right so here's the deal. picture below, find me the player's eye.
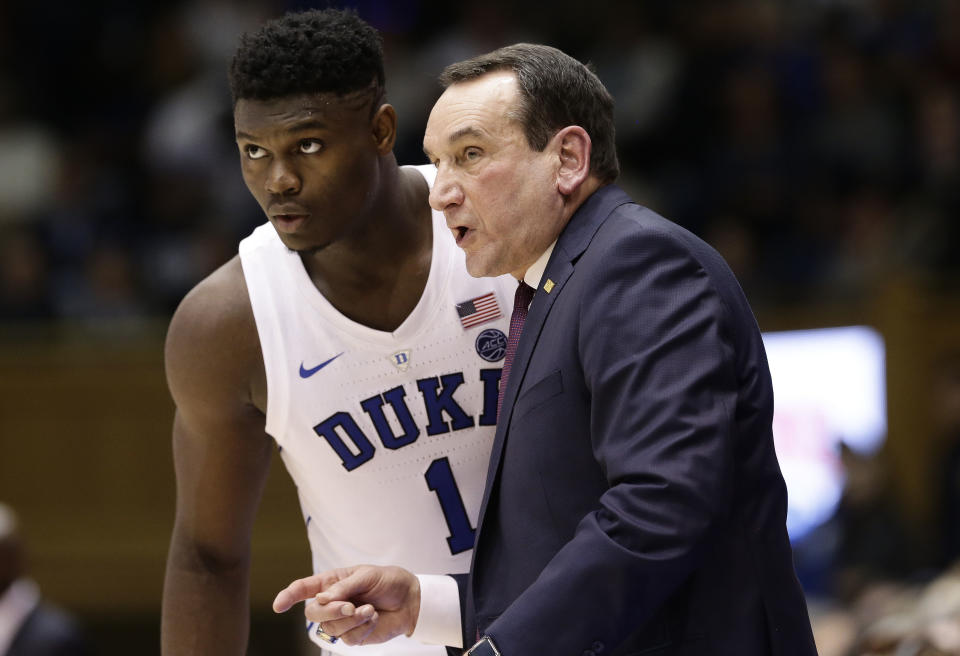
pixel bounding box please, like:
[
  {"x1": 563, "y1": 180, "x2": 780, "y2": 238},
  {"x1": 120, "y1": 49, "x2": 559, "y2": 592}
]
[
  {"x1": 299, "y1": 139, "x2": 324, "y2": 154},
  {"x1": 244, "y1": 144, "x2": 267, "y2": 160}
]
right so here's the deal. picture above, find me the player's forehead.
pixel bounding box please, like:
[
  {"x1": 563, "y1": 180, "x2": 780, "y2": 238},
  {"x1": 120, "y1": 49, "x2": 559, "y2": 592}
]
[
  {"x1": 234, "y1": 92, "x2": 367, "y2": 138},
  {"x1": 424, "y1": 72, "x2": 523, "y2": 152}
]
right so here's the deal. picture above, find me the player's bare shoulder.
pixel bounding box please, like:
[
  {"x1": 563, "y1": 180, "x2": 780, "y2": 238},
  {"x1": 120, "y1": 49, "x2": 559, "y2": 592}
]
[{"x1": 165, "y1": 256, "x2": 264, "y2": 412}]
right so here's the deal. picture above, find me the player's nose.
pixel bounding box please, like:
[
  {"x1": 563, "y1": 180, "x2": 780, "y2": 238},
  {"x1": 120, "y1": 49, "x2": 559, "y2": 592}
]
[{"x1": 266, "y1": 158, "x2": 301, "y2": 196}]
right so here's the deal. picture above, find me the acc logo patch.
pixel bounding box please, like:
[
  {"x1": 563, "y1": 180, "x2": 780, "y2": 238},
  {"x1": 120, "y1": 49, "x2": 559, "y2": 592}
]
[{"x1": 475, "y1": 328, "x2": 507, "y2": 362}]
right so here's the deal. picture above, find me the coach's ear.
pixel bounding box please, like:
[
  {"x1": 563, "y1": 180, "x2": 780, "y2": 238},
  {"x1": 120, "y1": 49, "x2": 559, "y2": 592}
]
[
  {"x1": 372, "y1": 103, "x2": 398, "y2": 154},
  {"x1": 553, "y1": 126, "x2": 591, "y2": 196}
]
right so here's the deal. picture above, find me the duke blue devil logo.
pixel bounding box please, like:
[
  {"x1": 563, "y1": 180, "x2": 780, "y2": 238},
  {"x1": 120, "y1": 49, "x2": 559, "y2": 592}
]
[
  {"x1": 391, "y1": 349, "x2": 411, "y2": 371},
  {"x1": 475, "y1": 328, "x2": 507, "y2": 362}
]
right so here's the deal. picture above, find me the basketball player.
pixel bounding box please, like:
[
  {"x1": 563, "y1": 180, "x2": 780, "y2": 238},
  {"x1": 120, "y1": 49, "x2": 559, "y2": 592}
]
[{"x1": 160, "y1": 9, "x2": 514, "y2": 655}]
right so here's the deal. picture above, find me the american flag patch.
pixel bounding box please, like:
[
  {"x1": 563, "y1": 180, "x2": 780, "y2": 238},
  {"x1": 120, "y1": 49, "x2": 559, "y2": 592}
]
[{"x1": 456, "y1": 291, "x2": 502, "y2": 329}]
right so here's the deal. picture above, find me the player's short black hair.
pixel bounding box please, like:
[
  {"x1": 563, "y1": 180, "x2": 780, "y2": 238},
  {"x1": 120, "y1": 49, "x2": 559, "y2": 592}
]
[
  {"x1": 228, "y1": 8, "x2": 385, "y2": 109},
  {"x1": 439, "y1": 43, "x2": 619, "y2": 184}
]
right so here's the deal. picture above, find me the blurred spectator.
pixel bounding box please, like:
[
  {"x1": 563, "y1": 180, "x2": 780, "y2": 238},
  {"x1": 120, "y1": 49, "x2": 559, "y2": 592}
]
[
  {"x1": 54, "y1": 242, "x2": 150, "y2": 331},
  {"x1": 0, "y1": 228, "x2": 53, "y2": 322},
  {"x1": 793, "y1": 443, "x2": 914, "y2": 603},
  {"x1": 827, "y1": 183, "x2": 901, "y2": 295},
  {"x1": 935, "y1": 353, "x2": 960, "y2": 568},
  {"x1": 902, "y1": 78, "x2": 960, "y2": 280},
  {"x1": 0, "y1": 103, "x2": 60, "y2": 223},
  {"x1": 812, "y1": 41, "x2": 902, "y2": 189},
  {"x1": 831, "y1": 445, "x2": 915, "y2": 601},
  {"x1": 0, "y1": 503, "x2": 91, "y2": 656}
]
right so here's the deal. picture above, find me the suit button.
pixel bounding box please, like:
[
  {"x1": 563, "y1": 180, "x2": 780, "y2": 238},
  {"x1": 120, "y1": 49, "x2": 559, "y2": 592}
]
[{"x1": 592, "y1": 641, "x2": 605, "y2": 652}]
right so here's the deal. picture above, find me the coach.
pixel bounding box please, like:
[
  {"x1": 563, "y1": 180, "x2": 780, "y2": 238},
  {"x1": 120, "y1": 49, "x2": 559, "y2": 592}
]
[{"x1": 275, "y1": 43, "x2": 818, "y2": 656}]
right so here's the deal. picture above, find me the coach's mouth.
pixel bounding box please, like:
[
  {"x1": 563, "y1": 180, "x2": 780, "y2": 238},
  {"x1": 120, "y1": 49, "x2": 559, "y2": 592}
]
[{"x1": 454, "y1": 226, "x2": 469, "y2": 244}]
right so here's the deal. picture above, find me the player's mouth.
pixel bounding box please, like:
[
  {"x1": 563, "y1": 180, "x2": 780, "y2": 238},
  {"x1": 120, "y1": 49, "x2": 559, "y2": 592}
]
[{"x1": 271, "y1": 214, "x2": 309, "y2": 234}]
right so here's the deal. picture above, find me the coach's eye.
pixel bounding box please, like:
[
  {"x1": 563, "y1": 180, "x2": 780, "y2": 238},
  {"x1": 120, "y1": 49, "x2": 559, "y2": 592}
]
[{"x1": 464, "y1": 147, "x2": 482, "y2": 161}]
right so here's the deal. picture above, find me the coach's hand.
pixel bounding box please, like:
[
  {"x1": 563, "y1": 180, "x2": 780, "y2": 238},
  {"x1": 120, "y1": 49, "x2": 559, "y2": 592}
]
[{"x1": 273, "y1": 565, "x2": 421, "y2": 647}]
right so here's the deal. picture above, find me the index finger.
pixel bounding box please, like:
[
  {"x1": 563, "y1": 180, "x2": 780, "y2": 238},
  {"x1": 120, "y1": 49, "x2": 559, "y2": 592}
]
[{"x1": 273, "y1": 570, "x2": 345, "y2": 613}]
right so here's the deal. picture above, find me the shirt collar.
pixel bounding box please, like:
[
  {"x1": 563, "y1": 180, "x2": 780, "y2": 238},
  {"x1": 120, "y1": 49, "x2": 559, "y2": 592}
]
[{"x1": 520, "y1": 240, "x2": 556, "y2": 291}]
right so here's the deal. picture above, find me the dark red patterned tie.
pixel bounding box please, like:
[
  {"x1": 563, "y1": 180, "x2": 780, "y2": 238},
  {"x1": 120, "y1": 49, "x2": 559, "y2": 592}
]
[{"x1": 497, "y1": 281, "x2": 536, "y2": 417}]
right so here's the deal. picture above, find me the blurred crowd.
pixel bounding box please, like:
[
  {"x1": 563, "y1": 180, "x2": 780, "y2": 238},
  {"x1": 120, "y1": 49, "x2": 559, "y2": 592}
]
[
  {"x1": 0, "y1": 0, "x2": 958, "y2": 327},
  {"x1": 1, "y1": 0, "x2": 959, "y2": 653},
  {"x1": 795, "y1": 352, "x2": 960, "y2": 655}
]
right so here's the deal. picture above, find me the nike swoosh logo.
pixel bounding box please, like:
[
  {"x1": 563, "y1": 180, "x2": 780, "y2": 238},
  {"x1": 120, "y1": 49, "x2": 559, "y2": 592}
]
[{"x1": 299, "y1": 352, "x2": 344, "y2": 378}]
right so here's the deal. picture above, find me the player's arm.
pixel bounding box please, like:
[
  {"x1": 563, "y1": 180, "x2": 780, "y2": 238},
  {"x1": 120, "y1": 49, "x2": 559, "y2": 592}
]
[{"x1": 161, "y1": 258, "x2": 274, "y2": 656}]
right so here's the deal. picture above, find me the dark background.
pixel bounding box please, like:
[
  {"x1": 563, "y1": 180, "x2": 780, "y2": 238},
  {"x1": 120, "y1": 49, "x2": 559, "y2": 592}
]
[{"x1": 1, "y1": 1, "x2": 959, "y2": 654}]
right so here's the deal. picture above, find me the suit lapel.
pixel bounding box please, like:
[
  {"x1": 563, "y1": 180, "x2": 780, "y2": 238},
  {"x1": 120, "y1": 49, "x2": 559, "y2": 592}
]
[{"x1": 472, "y1": 185, "x2": 634, "y2": 544}]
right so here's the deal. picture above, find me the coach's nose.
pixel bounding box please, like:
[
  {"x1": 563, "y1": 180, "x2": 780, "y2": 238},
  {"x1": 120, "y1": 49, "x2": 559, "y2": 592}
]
[{"x1": 428, "y1": 165, "x2": 464, "y2": 213}]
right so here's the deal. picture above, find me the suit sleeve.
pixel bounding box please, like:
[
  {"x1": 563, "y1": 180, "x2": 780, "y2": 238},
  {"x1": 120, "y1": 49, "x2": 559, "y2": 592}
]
[{"x1": 487, "y1": 227, "x2": 740, "y2": 654}]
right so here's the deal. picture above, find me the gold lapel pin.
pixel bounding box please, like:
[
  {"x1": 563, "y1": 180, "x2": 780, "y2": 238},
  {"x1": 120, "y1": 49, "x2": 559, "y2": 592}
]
[{"x1": 543, "y1": 279, "x2": 555, "y2": 293}]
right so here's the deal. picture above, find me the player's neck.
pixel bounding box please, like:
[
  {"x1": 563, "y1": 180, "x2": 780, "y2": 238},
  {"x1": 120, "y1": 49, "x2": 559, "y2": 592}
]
[
  {"x1": 310, "y1": 160, "x2": 429, "y2": 263},
  {"x1": 299, "y1": 161, "x2": 434, "y2": 331}
]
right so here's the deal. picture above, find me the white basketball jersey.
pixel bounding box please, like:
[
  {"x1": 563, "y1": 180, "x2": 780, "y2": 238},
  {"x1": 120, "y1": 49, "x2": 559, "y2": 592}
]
[{"x1": 239, "y1": 165, "x2": 515, "y2": 655}]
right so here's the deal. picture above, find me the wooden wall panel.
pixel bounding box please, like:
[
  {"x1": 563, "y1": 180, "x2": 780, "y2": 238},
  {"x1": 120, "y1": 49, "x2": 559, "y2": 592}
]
[{"x1": 0, "y1": 331, "x2": 310, "y2": 613}]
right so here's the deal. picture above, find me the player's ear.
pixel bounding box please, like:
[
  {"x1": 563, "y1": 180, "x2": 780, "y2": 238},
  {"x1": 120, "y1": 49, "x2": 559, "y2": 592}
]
[
  {"x1": 371, "y1": 103, "x2": 398, "y2": 154},
  {"x1": 553, "y1": 126, "x2": 591, "y2": 196}
]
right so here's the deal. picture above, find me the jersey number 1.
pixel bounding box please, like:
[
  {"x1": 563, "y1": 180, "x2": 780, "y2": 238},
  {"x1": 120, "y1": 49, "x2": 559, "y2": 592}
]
[{"x1": 425, "y1": 457, "x2": 476, "y2": 554}]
